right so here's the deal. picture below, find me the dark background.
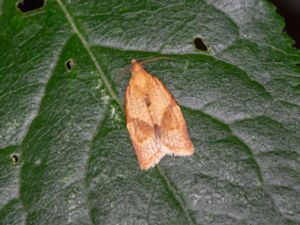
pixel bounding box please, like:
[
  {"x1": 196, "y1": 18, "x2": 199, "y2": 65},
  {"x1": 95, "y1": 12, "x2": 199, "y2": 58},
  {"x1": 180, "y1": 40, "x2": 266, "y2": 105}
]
[{"x1": 271, "y1": 0, "x2": 300, "y2": 49}]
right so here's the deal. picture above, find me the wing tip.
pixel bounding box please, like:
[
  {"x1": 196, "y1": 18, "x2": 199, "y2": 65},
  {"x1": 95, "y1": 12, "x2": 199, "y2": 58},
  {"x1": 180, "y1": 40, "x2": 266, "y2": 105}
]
[
  {"x1": 139, "y1": 151, "x2": 165, "y2": 170},
  {"x1": 160, "y1": 142, "x2": 194, "y2": 156}
]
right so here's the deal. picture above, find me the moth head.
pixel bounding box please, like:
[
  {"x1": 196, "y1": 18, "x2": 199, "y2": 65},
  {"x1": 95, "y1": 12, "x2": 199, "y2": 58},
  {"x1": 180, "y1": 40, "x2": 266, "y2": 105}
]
[{"x1": 131, "y1": 59, "x2": 144, "y2": 73}]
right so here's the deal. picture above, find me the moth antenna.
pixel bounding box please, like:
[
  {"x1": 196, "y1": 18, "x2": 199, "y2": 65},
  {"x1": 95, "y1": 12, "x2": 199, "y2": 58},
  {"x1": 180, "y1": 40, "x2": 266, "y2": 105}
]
[
  {"x1": 115, "y1": 56, "x2": 174, "y2": 85},
  {"x1": 139, "y1": 56, "x2": 175, "y2": 65}
]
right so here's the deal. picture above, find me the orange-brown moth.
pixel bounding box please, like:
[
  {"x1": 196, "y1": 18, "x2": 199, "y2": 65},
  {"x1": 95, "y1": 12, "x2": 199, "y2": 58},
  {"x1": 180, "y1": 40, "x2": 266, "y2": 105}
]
[{"x1": 126, "y1": 59, "x2": 194, "y2": 170}]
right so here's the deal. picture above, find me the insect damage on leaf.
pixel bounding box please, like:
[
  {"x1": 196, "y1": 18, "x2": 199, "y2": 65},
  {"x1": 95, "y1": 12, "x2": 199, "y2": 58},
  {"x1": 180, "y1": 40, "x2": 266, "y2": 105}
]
[
  {"x1": 193, "y1": 37, "x2": 208, "y2": 51},
  {"x1": 10, "y1": 153, "x2": 19, "y2": 164},
  {"x1": 125, "y1": 59, "x2": 194, "y2": 170},
  {"x1": 65, "y1": 58, "x2": 74, "y2": 72},
  {"x1": 17, "y1": 0, "x2": 45, "y2": 13}
]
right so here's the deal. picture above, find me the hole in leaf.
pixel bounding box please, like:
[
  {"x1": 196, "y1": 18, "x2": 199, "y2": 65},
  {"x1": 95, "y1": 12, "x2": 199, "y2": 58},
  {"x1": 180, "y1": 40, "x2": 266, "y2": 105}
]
[
  {"x1": 194, "y1": 37, "x2": 208, "y2": 51},
  {"x1": 17, "y1": 0, "x2": 45, "y2": 13},
  {"x1": 11, "y1": 154, "x2": 19, "y2": 164},
  {"x1": 65, "y1": 59, "x2": 74, "y2": 72}
]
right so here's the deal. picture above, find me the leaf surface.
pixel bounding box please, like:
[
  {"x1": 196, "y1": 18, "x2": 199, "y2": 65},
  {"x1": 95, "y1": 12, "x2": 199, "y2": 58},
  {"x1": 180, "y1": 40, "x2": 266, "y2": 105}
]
[{"x1": 1, "y1": 0, "x2": 300, "y2": 225}]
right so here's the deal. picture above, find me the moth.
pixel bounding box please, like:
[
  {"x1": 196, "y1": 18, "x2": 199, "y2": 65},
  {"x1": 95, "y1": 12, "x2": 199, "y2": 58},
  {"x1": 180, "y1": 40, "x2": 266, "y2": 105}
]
[{"x1": 126, "y1": 59, "x2": 194, "y2": 170}]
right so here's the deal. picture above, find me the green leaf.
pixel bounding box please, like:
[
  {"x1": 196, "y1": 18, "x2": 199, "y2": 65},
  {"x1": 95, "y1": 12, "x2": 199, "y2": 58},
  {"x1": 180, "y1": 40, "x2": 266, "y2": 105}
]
[{"x1": 1, "y1": 0, "x2": 300, "y2": 224}]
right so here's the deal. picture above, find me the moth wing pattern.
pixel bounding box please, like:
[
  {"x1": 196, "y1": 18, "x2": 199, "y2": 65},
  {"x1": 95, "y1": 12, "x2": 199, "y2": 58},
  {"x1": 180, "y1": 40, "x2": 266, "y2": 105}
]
[
  {"x1": 152, "y1": 77, "x2": 194, "y2": 156},
  {"x1": 126, "y1": 83, "x2": 165, "y2": 170}
]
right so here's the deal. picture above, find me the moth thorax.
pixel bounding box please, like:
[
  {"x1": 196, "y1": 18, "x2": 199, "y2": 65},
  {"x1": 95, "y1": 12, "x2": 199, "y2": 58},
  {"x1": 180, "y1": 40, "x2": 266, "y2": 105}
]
[{"x1": 133, "y1": 73, "x2": 148, "y2": 90}]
